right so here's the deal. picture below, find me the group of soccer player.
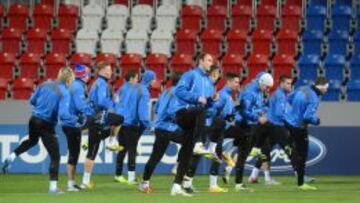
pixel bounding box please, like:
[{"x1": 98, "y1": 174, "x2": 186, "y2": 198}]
[{"x1": 1, "y1": 52, "x2": 329, "y2": 196}]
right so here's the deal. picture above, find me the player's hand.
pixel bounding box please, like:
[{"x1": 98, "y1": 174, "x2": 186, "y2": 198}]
[
  {"x1": 212, "y1": 93, "x2": 219, "y2": 101},
  {"x1": 198, "y1": 96, "x2": 207, "y2": 105},
  {"x1": 258, "y1": 116, "x2": 267, "y2": 125}
]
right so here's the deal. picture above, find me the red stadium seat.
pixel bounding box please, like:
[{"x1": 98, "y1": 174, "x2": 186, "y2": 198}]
[
  {"x1": 120, "y1": 54, "x2": 142, "y2": 77},
  {"x1": 285, "y1": 0, "x2": 302, "y2": 7},
  {"x1": 138, "y1": 0, "x2": 154, "y2": 5},
  {"x1": 226, "y1": 29, "x2": 248, "y2": 55},
  {"x1": 26, "y1": 28, "x2": 48, "y2": 54},
  {"x1": 234, "y1": 0, "x2": 252, "y2": 6},
  {"x1": 0, "y1": 52, "x2": 16, "y2": 79},
  {"x1": 247, "y1": 54, "x2": 269, "y2": 79},
  {"x1": 212, "y1": 0, "x2": 228, "y2": 7},
  {"x1": 7, "y1": 4, "x2": 29, "y2": 31},
  {"x1": 0, "y1": 78, "x2": 8, "y2": 100},
  {"x1": 19, "y1": 53, "x2": 41, "y2": 79},
  {"x1": 231, "y1": 5, "x2": 252, "y2": 32},
  {"x1": 171, "y1": 53, "x2": 193, "y2": 72},
  {"x1": 175, "y1": 29, "x2": 198, "y2": 55},
  {"x1": 261, "y1": 0, "x2": 277, "y2": 6},
  {"x1": 12, "y1": 78, "x2": 34, "y2": 100},
  {"x1": 33, "y1": 4, "x2": 54, "y2": 30},
  {"x1": 276, "y1": 29, "x2": 298, "y2": 56},
  {"x1": 272, "y1": 54, "x2": 294, "y2": 82},
  {"x1": 70, "y1": 53, "x2": 92, "y2": 69},
  {"x1": 41, "y1": 0, "x2": 55, "y2": 4},
  {"x1": 0, "y1": 5, "x2": 4, "y2": 30},
  {"x1": 221, "y1": 54, "x2": 243, "y2": 75},
  {"x1": 256, "y1": 4, "x2": 276, "y2": 31},
  {"x1": 113, "y1": 76, "x2": 125, "y2": 92},
  {"x1": 281, "y1": 5, "x2": 302, "y2": 33},
  {"x1": 252, "y1": 29, "x2": 273, "y2": 55},
  {"x1": 216, "y1": 78, "x2": 226, "y2": 91},
  {"x1": 1, "y1": 28, "x2": 22, "y2": 54},
  {"x1": 96, "y1": 53, "x2": 118, "y2": 70},
  {"x1": 145, "y1": 53, "x2": 168, "y2": 81},
  {"x1": 180, "y1": 5, "x2": 203, "y2": 33},
  {"x1": 113, "y1": 0, "x2": 129, "y2": 6},
  {"x1": 207, "y1": 5, "x2": 227, "y2": 33},
  {"x1": 201, "y1": 29, "x2": 223, "y2": 59},
  {"x1": 58, "y1": 4, "x2": 79, "y2": 32},
  {"x1": 51, "y1": 28, "x2": 73, "y2": 55},
  {"x1": 44, "y1": 53, "x2": 66, "y2": 79},
  {"x1": 150, "y1": 80, "x2": 161, "y2": 98}
]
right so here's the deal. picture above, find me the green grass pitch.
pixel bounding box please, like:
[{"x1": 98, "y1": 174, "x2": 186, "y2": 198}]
[{"x1": 0, "y1": 175, "x2": 359, "y2": 203}]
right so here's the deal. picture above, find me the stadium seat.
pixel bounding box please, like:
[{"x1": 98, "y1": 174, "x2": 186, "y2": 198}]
[
  {"x1": 226, "y1": 29, "x2": 248, "y2": 56},
  {"x1": 285, "y1": 0, "x2": 302, "y2": 7},
  {"x1": 301, "y1": 30, "x2": 323, "y2": 56},
  {"x1": 44, "y1": 53, "x2": 67, "y2": 79},
  {"x1": 0, "y1": 78, "x2": 8, "y2": 99},
  {"x1": 328, "y1": 30, "x2": 349, "y2": 57},
  {"x1": 0, "y1": 5, "x2": 3, "y2": 30},
  {"x1": 305, "y1": 5, "x2": 327, "y2": 32},
  {"x1": 96, "y1": 53, "x2": 118, "y2": 70},
  {"x1": 100, "y1": 29, "x2": 123, "y2": 55},
  {"x1": 26, "y1": 28, "x2": 48, "y2": 54},
  {"x1": 234, "y1": 0, "x2": 252, "y2": 6},
  {"x1": 33, "y1": 4, "x2": 54, "y2": 30},
  {"x1": 106, "y1": 4, "x2": 129, "y2": 32},
  {"x1": 58, "y1": 4, "x2": 79, "y2": 32},
  {"x1": 82, "y1": 4, "x2": 104, "y2": 32},
  {"x1": 12, "y1": 78, "x2": 34, "y2": 100},
  {"x1": 0, "y1": 52, "x2": 16, "y2": 79},
  {"x1": 185, "y1": 0, "x2": 207, "y2": 10},
  {"x1": 309, "y1": 0, "x2": 328, "y2": 6},
  {"x1": 150, "y1": 80, "x2": 162, "y2": 98},
  {"x1": 75, "y1": 28, "x2": 99, "y2": 56},
  {"x1": 212, "y1": 0, "x2": 228, "y2": 7},
  {"x1": 162, "y1": 0, "x2": 182, "y2": 9},
  {"x1": 156, "y1": 4, "x2": 178, "y2": 33},
  {"x1": 322, "y1": 80, "x2": 342, "y2": 101},
  {"x1": 1, "y1": 28, "x2": 22, "y2": 54},
  {"x1": 70, "y1": 53, "x2": 92, "y2": 68},
  {"x1": 334, "y1": 0, "x2": 353, "y2": 6},
  {"x1": 347, "y1": 80, "x2": 360, "y2": 101},
  {"x1": 150, "y1": 29, "x2": 173, "y2": 57},
  {"x1": 180, "y1": 5, "x2": 203, "y2": 33},
  {"x1": 231, "y1": 5, "x2": 252, "y2": 32},
  {"x1": 281, "y1": 5, "x2": 302, "y2": 33},
  {"x1": 113, "y1": 76, "x2": 125, "y2": 92},
  {"x1": 261, "y1": 0, "x2": 277, "y2": 6},
  {"x1": 120, "y1": 53, "x2": 142, "y2": 76},
  {"x1": 41, "y1": 0, "x2": 55, "y2": 4},
  {"x1": 113, "y1": 0, "x2": 129, "y2": 6},
  {"x1": 256, "y1": 4, "x2": 277, "y2": 31},
  {"x1": 331, "y1": 5, "x2": 352, "y2": 32},
  {"x1": 350, "y1": 55, "x2": 360, "y2": 81},
  {"x1": 125, "y1": 29, "x2": 148, "y2": 57},
  {"x1": 201, "y1": 29, "x2": 223, "y2": 59},
  {"x1": 170, "y1": 53, "x2": 193, "y2": 72},
  {"x1": 272, "y1": 54, "x2": 294, "y2": 82},
  {"x1": 276, "y1": 29, "x2": 298, "y2": 56},
  {"x1": 145, "y1": 53, "x2": 168, "y2": 80},
  {"x1": 297, "y1": 54, "x2": 320, "y2": 80},
  {"x1": 131, "y1": 4, "x2": 153, "y2": 32},
  {"x1": 7, "y1": 4, "x2": 29, "y2": 31},
  {"x1": 247, "y1": 54, "x2": 268, "y2": 79},
  {"x1": 19, "y1": 53, "x2": 41, "y2": 79},
  {"x1": 50, "y1": 28, "x2": 73, "y2": 55},
  {"x1": 207, "y1": 5, "x2": 227, "y2": 33},
  {"x1": 63, "y1": 0, "x2": 82, "y2": 7},
  {"x1": 324, "y1": 54, "x2": 346, "y2": 81},
  {"x1": 175, "y1": 29, "x2": 198, "y2": 55},
  {"x1": 88, "y1": 0, "x2": 108, "y2": 9},
  {"x1": 221, "y1": 54, "x2": 243, "y2": 75},
  {"x1": 252, "y1": 29, "x2": 273, "y2": 55}
]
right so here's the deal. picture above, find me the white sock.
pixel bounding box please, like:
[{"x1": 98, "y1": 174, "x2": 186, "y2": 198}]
[
  {"x1": 82, "y1": 172, "x2": 91, "y2": 184},
  {"x1": 264, "y1": 170, "x2": 271, "y2": 182},
  {"x1": 235, "y1": 183, "x2": 243, "y2": 188},
  {"x1": 183, "y1": 178, "x2": 193, "y2": 188},
  {"x1": 225, "y1": 166, "x2": 233, "y2": 174},
  {"x1": 250, "y1": 167, "x2": 260, "y2": 179},
  {"x1": 9, "y1": 152, "x2": 16, "y2": 162},
  {"x1": 209, "y1": 142, "x2": 217, "y2": 153},
  {"x1": 49, "y1": 180, "x2": 57, "y2": 191},
  {"x1": 209, "y1": 175, "x2": 218, "y2": 188},
  {"x1": 172, "y1": 183, "x2": 181, "y2": 191},
  {"x1": 128, "y1": 171, "x2": 135, "y2": 182},
  {"x1": 68, "y1": 180, "x2": 75, "y2": 188}
]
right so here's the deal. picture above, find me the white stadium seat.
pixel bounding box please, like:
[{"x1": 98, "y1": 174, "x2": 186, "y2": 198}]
[
  {"x1": 131, "y1": 4, "x2": 153, "y2": 32},
  {"x1": 125, "y1": 28, "x2": 148, "y2": 56},
  {"x1": 106, "y1": 4, "x2": 129, "y2": 32},
  {"x1": 150, "y1": 28, "x2": 173, "y2": 57},
  {"x1": 101, "y1": 29, "x2": 123, "y2": 55},
  {"x1": 76, "y1": 28, "x2": 99, "y2": 56},
  {"x1": 82, "y1": 3, "x2": 104, "y2": 31},
  {"x1": 156, "y1": 4, "x2": 178, "y2": 33}
]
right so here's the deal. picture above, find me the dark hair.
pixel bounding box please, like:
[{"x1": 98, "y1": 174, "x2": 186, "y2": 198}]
[
  {"x1": 171, "y1": 72, "x2": 183, "y2": 86},
  {"x1": 125, "y1": 70, "x2": 138, "y2": 82},
  {"x1": 225, "y1": 72, "x2": 240, "y2": 81},
  {"x1": 279, "y1": 74, "x2": 293, "y2": 83},
  {"x1": 97, "y1": 61, "x2": 110, "y2": 71},
  {"x1": 209, "y1": 65, "x2": 220, "y2": 73},
  {"x1": 197, "y1": 53, "x2": 212, "y2": 64},
  {"x1": 315, "y1": 76, "x2": 328, "y2": 86}
]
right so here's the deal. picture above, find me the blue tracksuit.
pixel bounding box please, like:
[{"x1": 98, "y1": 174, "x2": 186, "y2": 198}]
[
  {"x1": 58, "y1": 82, "x2": 79, "y2": 127},
  {"x1": 154, "y1": 88, "x2": 180, "y2": 132},
  {"x1": 173, "y1": 67, "x2": 215, "y2": 112},
  {"x1": 267, "y1": 87, "x2": 289, "y2": 126},
  {"x1": 30, "y1": 80, "x2": 63, "y2": 126},
  {"x1": 89, "y1": 76, "x2": 115, "y2": 111},
  {"x1": 285, "y1": 86, "x2": 321, "y2": 128}
]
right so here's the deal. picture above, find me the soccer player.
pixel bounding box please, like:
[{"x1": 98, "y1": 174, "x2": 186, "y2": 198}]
[
  {"x1": 114, "y1": 70, "x2": 156, "y2": 184},
  {"x1": 81, "y1": 61, "x2": 124, "y2": 190},
  {"x1": 285, "y1": 77, "x2": 328, "y2": 191},
  {"x1": 2, "y1": 67, "x2": 76, "y2": 194}
]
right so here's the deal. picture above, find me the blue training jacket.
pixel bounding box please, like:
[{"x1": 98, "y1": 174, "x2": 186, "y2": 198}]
[
  {"x1": 58, "y1": 82, "x2": 80, "y2": 127},
  {"x1": 154, "y1": 88, "x2": 180, "y2": 132},
  {"x1": 267, "y1": 87, "x2": 289, "y2": 126},
  {"x1": 89, "y1": 76, "x2": 115, "y2": 111},
  {"x1": 285, "y1": 85, "x2": 321, "y2": 128},
  {"x1": 30, "y1": 80, "x2": 63, "y2": 125}
]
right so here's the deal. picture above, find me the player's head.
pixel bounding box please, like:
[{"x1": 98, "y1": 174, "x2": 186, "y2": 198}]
[
  {"x1": 97, "y1": 61, "x2": 112, "y2": 79},
  {"x1": 57, "y1": 66, "x2": 74, "y2": 86},
  {"x1": 125, "y1": 70, "x2": 139, "y2": 85},
  {"x1": 314, "y1": 76, "x2": 329, "y2": 95},
  {"x1": 170, "y1": 72, "x2": 182, "y2": 87},
  {"x1": 209, "y1": 65, "x2": 220, "y2": 82},
  {"x1": 141, "y1": 70, "x2": 157, "y2": 88},
  {"x1": 279, "y1": 74, "x2": 293, "y2": 93},
  {"x1": 198, "y1": 53, "x2": 214, "y2": 72},
  {"x1": 74, "y1": 63, "x2": 91, "y2": 83},
  {"x1": 225, "y1": 72, "x2": 240, "y2": 92},
  {"x1": 258, "y1": 72, "x2": 274, "y2": 92}
]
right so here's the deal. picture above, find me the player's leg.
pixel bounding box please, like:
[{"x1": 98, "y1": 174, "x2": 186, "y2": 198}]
[
  {"x1": 106, "y1": 113, "x2": 124, "y2": 152},
  {"x1": 114, "y1": 126, "x2": 130, "y2": 183},
  {"x1": 126, "y1": 126, "x2": 142, "y2": 184}
]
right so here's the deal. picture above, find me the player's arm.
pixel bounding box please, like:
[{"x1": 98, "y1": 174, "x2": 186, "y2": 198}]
[
  {"x1": 138, "y1": 87, "x2": 151, "y2": 129},
  {"x1": 174, "y1": 72, "x2": 199, "y2": 104},
  {"x1": 303, "y1": 97, "x2": 320, "y2": 126},
  {"x1": 97, "y1": 83, "x2": 115, "y2": 110}
]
